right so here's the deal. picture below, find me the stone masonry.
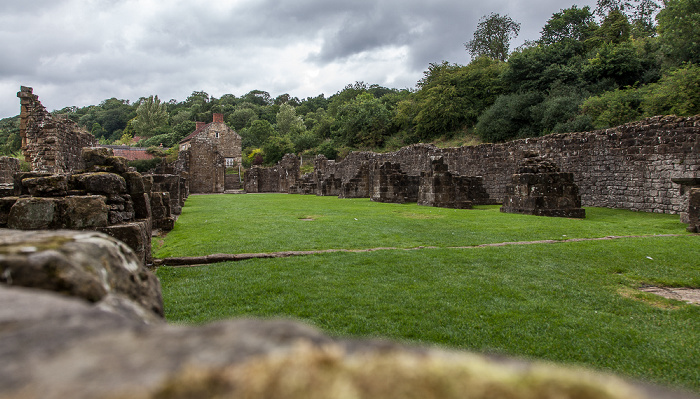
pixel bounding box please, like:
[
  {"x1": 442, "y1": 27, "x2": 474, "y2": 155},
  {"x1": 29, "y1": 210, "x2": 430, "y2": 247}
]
[
  {"x1": 500, "y1": 152, "x2": 585, "y2": 218},
  {"x1": 178, "y1": 113, "x2": 242, "y2": 194},
  {"x1": 0, "y1": 148, "x2": 184, "y2": 266},
  {"x1": 418, "y1": 156, "x2": 488, "y2": 209},
  {"x1": 17, "y1": 87, "x2": 97, "y2": 173},
  {"x1": 0, "y1": 157, "x2": 20, "y2": 184}
]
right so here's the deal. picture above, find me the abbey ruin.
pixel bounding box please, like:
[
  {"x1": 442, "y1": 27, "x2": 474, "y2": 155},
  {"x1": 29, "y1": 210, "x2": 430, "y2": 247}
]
[{"x1": 2, "y1": 86, "x2": 699, "y2": 251}]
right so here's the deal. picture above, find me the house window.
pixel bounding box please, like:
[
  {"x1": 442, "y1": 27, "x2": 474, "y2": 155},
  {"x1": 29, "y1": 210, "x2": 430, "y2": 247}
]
[
  {"x1": 215, "y1": 132, "x2": 220, "y2": 138},
  {"x1": 225, "y1": 158, "x2": 235, "y2": 167}
]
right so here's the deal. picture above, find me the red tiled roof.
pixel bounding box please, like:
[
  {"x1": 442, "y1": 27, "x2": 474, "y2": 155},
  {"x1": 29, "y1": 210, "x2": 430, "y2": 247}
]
[
  {"x1": 99, "y1": 145, "x2": 156, "y2": 161},
  {"x1": 180, "y1": 123, "x2": 210, "y2": 144}
]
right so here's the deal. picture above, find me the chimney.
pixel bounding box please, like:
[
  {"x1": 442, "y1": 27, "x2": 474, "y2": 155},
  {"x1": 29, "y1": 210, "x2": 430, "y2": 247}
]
[
  {"x1": 195, "y1": 121, "x2": 206, "y2": 130},
  {"x1": 213, "y1": 113, "x2": 224, "y2": 123}
]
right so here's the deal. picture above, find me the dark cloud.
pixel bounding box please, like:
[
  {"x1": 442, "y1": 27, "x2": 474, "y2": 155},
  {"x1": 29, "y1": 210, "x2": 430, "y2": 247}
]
[{"x1": 0, "y1": 0, "x2": 598, "y2": 118}]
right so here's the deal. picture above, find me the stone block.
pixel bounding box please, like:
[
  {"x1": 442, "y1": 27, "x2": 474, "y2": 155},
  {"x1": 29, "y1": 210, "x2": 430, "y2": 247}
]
[
  {"x1": 98, "y1": 219, "x2": 153, "y2": 266},
  {"x1": 59, "y1": 195, "x2": 109, "y2": 229},
  {"x1": 22, "y1": 174, "x2": 68, "y2": 197},
  {"x1": 7, "y1": 197, "x2": 61, "y2": 229},
  {"x1": 71, "y1": 172, "x2": 127, "y2": 195}
]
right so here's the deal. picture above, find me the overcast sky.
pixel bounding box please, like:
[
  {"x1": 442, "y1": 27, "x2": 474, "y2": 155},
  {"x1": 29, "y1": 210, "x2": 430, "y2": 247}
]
[{"x1": 0, "y1": 0, "x2": 598, "y2": 119}]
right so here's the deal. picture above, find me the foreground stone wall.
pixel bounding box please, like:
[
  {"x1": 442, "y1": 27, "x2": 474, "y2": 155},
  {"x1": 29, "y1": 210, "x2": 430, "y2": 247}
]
[
  {"x1": 17, "y1": 86, "x2": 97, "y2": 173},
  {"x1": 295, "y1": 116, "x2": 698, "y2": 214}
]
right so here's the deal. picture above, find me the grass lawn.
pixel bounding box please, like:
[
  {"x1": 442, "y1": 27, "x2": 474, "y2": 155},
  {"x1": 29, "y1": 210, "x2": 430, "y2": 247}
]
[
  {"x1": 155, "y1": 194, "x2": 700, "y2": 391},
  {"x1": 154, "y1": 194, "x2": 690, "y2": 257}
]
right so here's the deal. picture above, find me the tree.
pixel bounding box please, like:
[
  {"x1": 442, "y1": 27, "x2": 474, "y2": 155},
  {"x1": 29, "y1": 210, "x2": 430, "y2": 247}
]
[
  {"x1": 242, "y1": 119, "x2": 274, "y2": 149},
  {"x1": 132, "y1": 95, "x2": 168, "y2": 137},
  {"x1": 581, "y1": 87, "x2": 643, "y2": 128},
  {"x1": 592, "y1": 9, "x2": 632, "y2": 44},
  {"x1": 642, "y1": 63, "x2": 700, "y2": 116},
  {"x1": 657, "y1": 0, "x2": 700, "y2": 65},
  {"x1": 262, "y1": 136, "x2": 294, "y2": 165},
  {"x1": 275, "y1": 103, "x2": 305, "y2": 136},
  {"x1": 465, "y1": 13, "x2": 521, "y2": 61},
  {"x1": 228, "y1": 108, "x2": 257, "y2": 130},
  {"x1": 475, "y1": 91, "x2": 544, "y2": 142},
  {"x1": 594, "y1": 0, "x2": 661, "y2": 37},
  {"x1": 539, "y1": 6, "x2": 598, "y2": 45},
  {"x1": 332, "y1": 92, "x2": 391, "y2": 148},
  {"x1": 412, "y1": 58, "x2": 506, "y2": 141}
]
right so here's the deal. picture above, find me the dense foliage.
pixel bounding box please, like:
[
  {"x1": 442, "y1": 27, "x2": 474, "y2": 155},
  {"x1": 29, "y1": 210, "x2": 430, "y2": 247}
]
[{"x1": 1, "y1": 0, "x2": 696, "y2": 164}]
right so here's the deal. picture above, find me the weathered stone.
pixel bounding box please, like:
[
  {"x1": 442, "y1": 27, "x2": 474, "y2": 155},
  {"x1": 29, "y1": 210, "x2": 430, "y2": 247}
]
[
  {"x1": 81, "y1": 147, "x2": 113, "y2": 168},
  {"x1": 370, "y1": 161, "x2": 418, "y2": 204},
  {"x1": 18, "y1": 86, "x2": 97, "y2": 174},
  {"x1": 13, "y1": 171, "x2": 52, "y2": 196},
  {"x1": 501, "y1": 154, "x2": 585, "y2": 218},
  {"x1": 687, "y1": 188, "x2": 700, "y2": 233},
  {"x1": 0, "y1": 284, "x2": 694, "y2": 399},
  {"x1": 98, "y1": 220, "x2": 153, "y2": 266},
  {"x1": 253, "y1": 116, "x2": 700, "y2": 216},
  {"x1": 59, "y1": 195, "x2": 109, "y2": 229},
  {"x1": 0, "y1": 197, "x2": 18, "y2": 227},
  {"x1": 72, "y1": 172, "x2": 127, "y2": 195},
  {"x1": 0, "y1": 156, "x2": 20, "y2": 184},
  {"x1": 22, "y1": 174, "x2": 68, "y2": 197},
  {"x1": 418, "y1": 156, "x2": 478, "y2": 209},
  {"x1": 0, "y1": 230, "x2": 162, "y2": 317},
  {"x1": 7, "y1": 197, "x2": 60, "y2": 229},
  {"x1": 244, "y1": 154, "x2": 301, "y2": 194},
  {"x1": 179, "y1": 114, "x2": 242, "y2": 194}
]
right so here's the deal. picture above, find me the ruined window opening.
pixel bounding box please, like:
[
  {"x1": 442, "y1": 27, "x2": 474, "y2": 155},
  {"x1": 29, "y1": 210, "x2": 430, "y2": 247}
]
[{"x1": 215, "y1": 132, "x2": 220, "y2": 138}]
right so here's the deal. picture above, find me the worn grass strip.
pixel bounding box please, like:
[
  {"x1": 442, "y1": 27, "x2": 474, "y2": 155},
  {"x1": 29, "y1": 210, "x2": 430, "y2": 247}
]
[{"x1": 155, "y1": 234, "x2": 687, "y2": 267}]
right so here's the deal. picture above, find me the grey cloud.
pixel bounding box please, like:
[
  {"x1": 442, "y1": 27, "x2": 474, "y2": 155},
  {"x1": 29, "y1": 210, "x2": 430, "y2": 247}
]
[{"x1": 0, "y1": 0, "x2": 600, "y2": 118}]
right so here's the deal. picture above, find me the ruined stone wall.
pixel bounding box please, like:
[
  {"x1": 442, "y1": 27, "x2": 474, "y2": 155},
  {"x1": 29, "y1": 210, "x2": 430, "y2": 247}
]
[
  {"x1": 0, "y1": 157, "x2": 20, "y2": 184},
  {"x1": 244, "y1": 154, "x2": 300, "y2": 193},
  {"x1": 17, "y1": 87, "x2": 97, "y2": 174},
  {"x1": 308, "y1": 116, "x2": 699, "y2": 214}
]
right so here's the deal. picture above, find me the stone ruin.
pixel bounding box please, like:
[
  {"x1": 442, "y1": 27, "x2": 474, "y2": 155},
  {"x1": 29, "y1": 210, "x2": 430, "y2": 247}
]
[
  {"x1": 418, "y1": 156, "x2": 490, "y2": 209},
  {"x1": 0, "y1": 157, "x2": 20, "y2": 196},
  {"x1": 501, "y1": 152, "x2": 585, "y2": 218},
  {"x1": 370, "y1": 161, "x2": 420, "y2": 204},
  {"x1": 0, "y1": 147, "x2": 181, "y2": 265},
  {"x1": 245, "y1": 153, "x2": 301, "y2": 193},
  {"x1": 244, "y1": 116, "x2": 700, "y2": 224},
  {"x1": 686, "y1": 188, "x2": 700, "y2": 233},
  {"x1": 17, "y1": 86, "x2": 97, "y2": 173}
]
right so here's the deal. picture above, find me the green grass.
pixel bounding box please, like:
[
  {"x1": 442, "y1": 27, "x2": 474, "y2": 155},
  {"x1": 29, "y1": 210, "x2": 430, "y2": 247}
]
[
  {"x1": 155, "y1": 194, "x2": 700, "y2": 391},
  {"x1": 154, "y1": 194, "x2": 689, "y2": 257}
]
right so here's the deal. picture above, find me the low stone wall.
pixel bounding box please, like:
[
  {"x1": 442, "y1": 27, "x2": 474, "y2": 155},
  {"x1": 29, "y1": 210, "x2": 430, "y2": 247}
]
[{"x1": 297, "y1": 116, "x2": 699, "y2": 215}]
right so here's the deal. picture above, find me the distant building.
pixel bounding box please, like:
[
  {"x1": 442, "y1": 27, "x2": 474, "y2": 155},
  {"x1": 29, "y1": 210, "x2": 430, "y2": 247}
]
[{"x1": 178, "y1": 113, "x2": 242, "y2": 193}]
